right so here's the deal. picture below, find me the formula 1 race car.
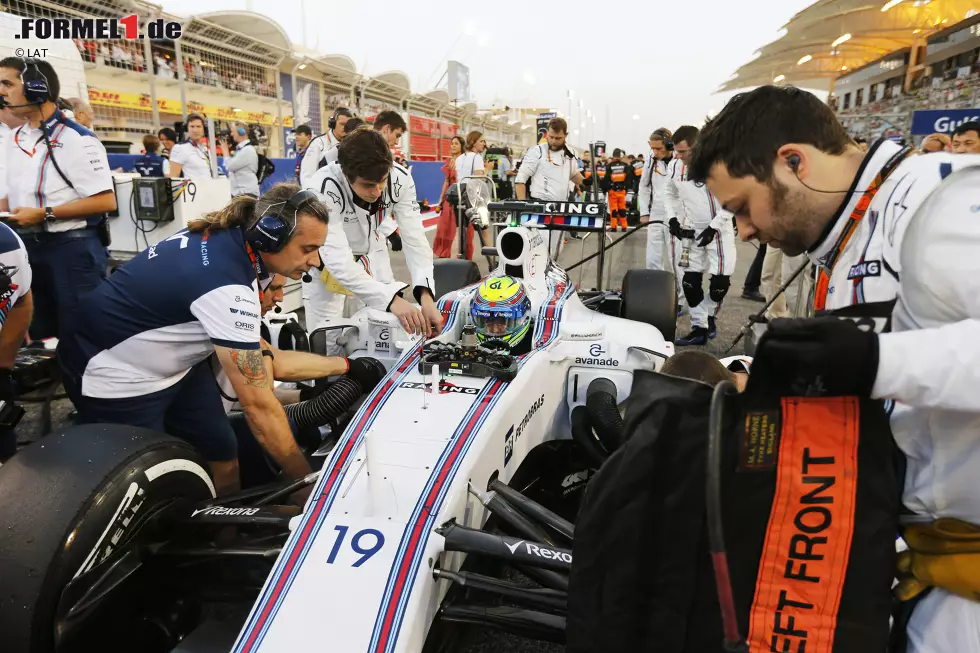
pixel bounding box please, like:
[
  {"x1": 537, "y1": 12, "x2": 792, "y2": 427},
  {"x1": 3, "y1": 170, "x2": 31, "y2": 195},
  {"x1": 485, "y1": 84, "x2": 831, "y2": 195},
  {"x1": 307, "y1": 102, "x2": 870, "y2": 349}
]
[{"x1": 0, "y1": 201, "x2": 677, "y2": 653}]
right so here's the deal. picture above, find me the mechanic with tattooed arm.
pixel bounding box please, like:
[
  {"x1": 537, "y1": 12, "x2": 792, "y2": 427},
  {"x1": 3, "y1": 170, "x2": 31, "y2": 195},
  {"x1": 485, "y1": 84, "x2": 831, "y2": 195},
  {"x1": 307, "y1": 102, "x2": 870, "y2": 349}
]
[{"x1": 58, "y1": 185, "x2": 328, "y2": 499}]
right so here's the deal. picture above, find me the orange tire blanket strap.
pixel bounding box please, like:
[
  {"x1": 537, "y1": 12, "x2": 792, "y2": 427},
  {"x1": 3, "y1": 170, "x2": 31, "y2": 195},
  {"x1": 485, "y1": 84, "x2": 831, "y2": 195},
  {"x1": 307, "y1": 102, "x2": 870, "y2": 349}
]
[{"x1": 747, "y1": 397, "x2": 859, "y2": 653}]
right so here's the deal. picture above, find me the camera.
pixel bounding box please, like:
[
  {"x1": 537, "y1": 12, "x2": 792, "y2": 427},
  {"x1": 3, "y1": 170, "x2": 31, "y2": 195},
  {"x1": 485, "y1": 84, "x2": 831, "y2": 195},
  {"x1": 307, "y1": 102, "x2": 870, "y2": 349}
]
[{"x1": 486, "y1": 146, "x2": 510, "y2": 156}]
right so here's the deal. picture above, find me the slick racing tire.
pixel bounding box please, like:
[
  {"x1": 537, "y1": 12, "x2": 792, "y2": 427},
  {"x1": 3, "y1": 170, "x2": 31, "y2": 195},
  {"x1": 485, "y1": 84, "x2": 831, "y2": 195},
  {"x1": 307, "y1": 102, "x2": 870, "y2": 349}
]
[
  {"x1": 621, "y1": 269, "x2": 677, "y2": 342},
  {"x1": 0, "y1": 424, "x2": 216, "y2": 653},
  {"x1": 433, "y1": 259, "x2": 481, "y2": 300}
]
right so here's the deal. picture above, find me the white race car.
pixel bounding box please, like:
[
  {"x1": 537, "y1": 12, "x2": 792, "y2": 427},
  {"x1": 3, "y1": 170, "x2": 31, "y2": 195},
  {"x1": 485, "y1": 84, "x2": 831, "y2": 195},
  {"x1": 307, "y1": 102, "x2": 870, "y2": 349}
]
[{"x1": 0, "y1": 203, "x2": 677, "y2": 653}]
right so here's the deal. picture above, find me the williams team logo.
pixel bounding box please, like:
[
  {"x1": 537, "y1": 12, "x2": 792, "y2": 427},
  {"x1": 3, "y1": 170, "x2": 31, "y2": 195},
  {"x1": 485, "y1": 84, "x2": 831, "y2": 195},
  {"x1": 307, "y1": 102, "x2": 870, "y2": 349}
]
[{"x1": 14, "y1": 14, "x2": 182, "y2": 41}]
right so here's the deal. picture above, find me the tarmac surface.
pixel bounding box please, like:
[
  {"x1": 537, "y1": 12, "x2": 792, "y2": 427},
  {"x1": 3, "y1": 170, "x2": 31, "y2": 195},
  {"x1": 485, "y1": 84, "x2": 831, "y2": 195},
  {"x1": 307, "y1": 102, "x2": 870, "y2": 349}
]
[{"x1": 13, "y1": 221, "x2": 766, "y2": 652}]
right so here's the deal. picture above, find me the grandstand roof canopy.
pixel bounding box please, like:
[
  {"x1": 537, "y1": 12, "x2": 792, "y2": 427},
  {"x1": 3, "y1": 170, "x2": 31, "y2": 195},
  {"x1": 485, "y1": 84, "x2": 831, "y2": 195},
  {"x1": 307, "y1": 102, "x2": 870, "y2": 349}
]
[
  {"x1": 721, "y1": 0, "x2": 979, "y2": 92},
  {"x1": 182, "y1": 11, "x2": 290, "y2": 67},
  {"x1": 364, "y1": 71, "x2": 412, "y2": 103}
]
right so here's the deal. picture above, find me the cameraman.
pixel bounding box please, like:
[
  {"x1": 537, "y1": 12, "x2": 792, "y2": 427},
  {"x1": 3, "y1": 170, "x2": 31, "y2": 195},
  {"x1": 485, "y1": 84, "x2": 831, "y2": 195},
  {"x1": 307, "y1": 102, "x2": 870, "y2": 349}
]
[
  {"x1": 0, "y1": 57, "x2": 115, "y2": 343},
  {"x1": 221, "y1": 122, "x2": 260, "y2": 198},
  {"x1": 0, "y1": 222, "x2": 32, "y2": 461}
]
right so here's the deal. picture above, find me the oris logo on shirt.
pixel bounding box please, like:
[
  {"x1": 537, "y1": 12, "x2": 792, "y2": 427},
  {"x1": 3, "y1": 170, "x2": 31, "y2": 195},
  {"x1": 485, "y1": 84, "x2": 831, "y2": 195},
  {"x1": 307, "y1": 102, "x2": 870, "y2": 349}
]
[{"x1": 235, "y1": 321, "x2": 255, "y2": 330}]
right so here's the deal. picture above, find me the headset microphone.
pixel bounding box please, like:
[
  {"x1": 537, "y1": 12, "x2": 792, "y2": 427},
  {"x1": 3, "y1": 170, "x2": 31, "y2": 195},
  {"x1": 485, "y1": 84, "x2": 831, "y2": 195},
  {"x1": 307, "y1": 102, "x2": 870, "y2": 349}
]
[
  {"x1": 0, "y1": 97, "x2": 40, "y2": 110},
  {"x1": 302, "y1": 272, "x2": 312, "y2": 283}
]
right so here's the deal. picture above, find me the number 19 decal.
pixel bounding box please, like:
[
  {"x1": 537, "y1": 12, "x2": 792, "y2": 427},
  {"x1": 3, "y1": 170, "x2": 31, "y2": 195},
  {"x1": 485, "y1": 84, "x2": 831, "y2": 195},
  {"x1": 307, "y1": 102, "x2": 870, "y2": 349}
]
[{"x1": 326, "y1": 525, "x2": 385, "y2": 567}]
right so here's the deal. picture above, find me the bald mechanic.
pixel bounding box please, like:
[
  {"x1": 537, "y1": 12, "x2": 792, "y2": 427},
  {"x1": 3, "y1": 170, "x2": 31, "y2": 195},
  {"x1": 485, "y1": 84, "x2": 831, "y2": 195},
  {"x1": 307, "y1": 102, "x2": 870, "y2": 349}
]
[{"x1": 691, "y1": 85, "x2": 980, "y2": 653}]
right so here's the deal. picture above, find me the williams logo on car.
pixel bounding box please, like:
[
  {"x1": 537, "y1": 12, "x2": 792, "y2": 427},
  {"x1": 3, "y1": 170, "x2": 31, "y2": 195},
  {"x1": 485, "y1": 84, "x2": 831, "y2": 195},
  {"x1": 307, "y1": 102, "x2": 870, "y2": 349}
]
[{"x1": 575, "y1": 343, "x2": 619, "y2": 367}]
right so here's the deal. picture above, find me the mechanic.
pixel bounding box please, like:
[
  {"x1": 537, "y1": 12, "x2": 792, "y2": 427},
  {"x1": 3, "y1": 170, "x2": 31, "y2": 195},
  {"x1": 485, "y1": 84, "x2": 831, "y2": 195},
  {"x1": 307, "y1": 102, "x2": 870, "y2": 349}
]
[
  {"x1": 372, "y1": 110, "x2": 409, "y2": 166},
  {"x1": 134, "y1": 134, "x2": 170, "y2": 177},
  {"x1": 0, "y1": 56, "x2": 116, "y2": 343},
  {"x1": 57, "y1": 185, "x2": 328, "y2": 498},
  {"x1": 514, "y1": 117, "x2": 584, "y2": 258},
  {"x1": 665, "y1": 125, "x2": 736, "y2": 346},
  {"x1": 306, "y1": 128, "x2": 440, "y2": 348},
  {"x1": 293, "y1": 124, "x2": 312, "y2": 182},
  {"x1": 220, "y1": 122, "x2": 259, "y2": 198},
  {"x1": 168, "y1": 113, "x2": 213, "y2": 179},
  {"x1": 469, "y1": 276, "x2": 533, "y2": 356},
  {"x1": 320, "y1": 117, "x2": 365, "y2": 167},
  {"x1": 951, "y1": 120, "x2": 980, "y2": 154},
  {"x1": 690, "y1": 84, "x2": 980, "y2": 653},
  {"x1": 299, "y1": 106, "x2": 353, "y2": 187},
  {"x1": 0, "y1": 222, "x2": 33, "y2": 461},
  {"x1": 637, "y1": 129, "x2": 676, "y2": 275},
  {"x1": 920, "y1": 132, "x2": 950, "y2": 154},
  {"x1": 601, "y1": 149, "x2": 634, "y2": 232}
]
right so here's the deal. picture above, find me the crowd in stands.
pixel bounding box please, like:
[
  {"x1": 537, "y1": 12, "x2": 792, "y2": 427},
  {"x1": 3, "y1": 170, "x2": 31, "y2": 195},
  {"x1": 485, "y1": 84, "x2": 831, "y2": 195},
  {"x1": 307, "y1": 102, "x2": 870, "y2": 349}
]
[{"x1": 74, "y1": 40, "x2": 277, "y2": 98}]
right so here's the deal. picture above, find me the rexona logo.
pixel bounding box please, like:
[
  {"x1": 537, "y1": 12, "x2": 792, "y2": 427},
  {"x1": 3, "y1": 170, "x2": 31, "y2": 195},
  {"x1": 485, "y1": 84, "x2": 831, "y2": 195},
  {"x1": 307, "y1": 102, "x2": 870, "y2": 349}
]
[
  {"x1": 505, "y1": 394, "x2": 546, "y2": 464},
  {"x1": 505, "y1": 539, "x2": 573, "y2": 564},
  {"x1": 400, "y1": 381, "x2": 479, "y2": 395},
  {"x1": 575, "y1": 343, "x2": 618, "y2": 366},
  {"x1": 191, "y1": 506, "x2": 259, "y2": 518},
  {"x1": 15, "y1": 14, "x2": 183, "y2": 40}
]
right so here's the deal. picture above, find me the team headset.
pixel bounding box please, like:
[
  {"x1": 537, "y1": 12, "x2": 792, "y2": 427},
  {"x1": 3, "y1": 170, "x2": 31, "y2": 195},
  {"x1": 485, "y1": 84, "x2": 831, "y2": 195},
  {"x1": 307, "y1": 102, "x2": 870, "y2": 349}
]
[
  {"x1": 246, "y1": 189, "x2": 320, "y2": 282},
  {"x1": 328, "y1": 107, "x2": 352, "y2": 130},
  {"x1": 787, "y1": 153, "x2": 850, "y2": 194},
  {"x1": 652, "y1": 128, "x2": 674, "y2": 151}
]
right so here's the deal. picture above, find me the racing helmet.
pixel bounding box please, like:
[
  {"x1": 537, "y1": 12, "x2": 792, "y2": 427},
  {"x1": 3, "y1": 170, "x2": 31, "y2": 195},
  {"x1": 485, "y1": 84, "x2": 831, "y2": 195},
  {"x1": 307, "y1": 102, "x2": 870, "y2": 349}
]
[{"x1": 470, "y1": 276, "x2": 532, "y2": 347}]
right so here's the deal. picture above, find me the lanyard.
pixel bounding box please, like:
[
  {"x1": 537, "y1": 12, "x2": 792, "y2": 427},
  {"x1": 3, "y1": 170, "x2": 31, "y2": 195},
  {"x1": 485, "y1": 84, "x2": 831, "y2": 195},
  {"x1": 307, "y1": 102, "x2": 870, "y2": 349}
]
[
  {"x1": 243, "y1": 238, "x2": 266, "y2": 302},
  {"x1": 813, "y1": 146, "x2": 913, "y2": 310}
]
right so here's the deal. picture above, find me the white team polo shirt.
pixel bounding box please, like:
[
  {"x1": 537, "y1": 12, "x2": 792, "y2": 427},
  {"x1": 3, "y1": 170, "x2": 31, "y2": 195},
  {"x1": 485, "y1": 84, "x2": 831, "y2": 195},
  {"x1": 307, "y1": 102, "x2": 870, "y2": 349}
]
[
  {"x1": 1, "y1": 110, "x2": 113, "y2": 232},
  {"x1": 169, "y1": 139, "x2": 214, "y2": 179},
  {"x1": 514, "y1": 143, "x2": 578, "y2": 201}
]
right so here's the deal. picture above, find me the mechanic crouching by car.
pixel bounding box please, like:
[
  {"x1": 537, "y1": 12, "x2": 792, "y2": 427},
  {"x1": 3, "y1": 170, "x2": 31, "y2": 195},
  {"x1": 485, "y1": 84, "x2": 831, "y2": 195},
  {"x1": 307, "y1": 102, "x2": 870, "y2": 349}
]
[
  {"x1": 0, "y1": 223, "x2": 33, "y2": 461},
  {"x1": 57, "y1": 185, "x2": 328, "y2": 499},
  {"x1": 0, "y1": 56, "x2": 115, "y2": 343},
  {"x1": 306, "y1": 128, "x2": 441, "y2": 348},
  {"x1": 690, "y1": 84, "x2": 980, "y2": 653}
]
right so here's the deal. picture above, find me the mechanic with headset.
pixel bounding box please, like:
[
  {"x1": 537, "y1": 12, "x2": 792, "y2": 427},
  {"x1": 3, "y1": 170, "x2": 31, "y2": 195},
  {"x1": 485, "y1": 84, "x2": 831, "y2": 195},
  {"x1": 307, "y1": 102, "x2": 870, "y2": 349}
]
[
  {"x1": 0, "y1": 222, "x2": 33, "y2": 461},
  {"x1": 220, "y1": 121, "x2": 260, "y2": 198},
  {"x1": 469, "y1": 276, "x2": 533, "y2": 356},
  {"x1": 665, "y1": 125, "x2": 737, "y2": 347},
  {"x1": 637, "y1": 129, "x2": 676, "y2": 275},
  {"x1": 167, "y1": 113, "x2": 214, "y2": 180},
  {"x1": 306, "y1": 129, "x2": 440, "y2": 348},
  {"x1": 514, "y1": 116, "x2": 584, "y2": 259},
  {"x1": 690, "y1": 85, "x2": 980, "y2": 653},
  {"x1": 299, "y1": 107, "x2": 353, "y2": 187},
  {"x1": 0, "y1": 56, "x2": 116, "y2": 343},
  {"x1": 318, "y1": 117, "x2": 365, "y2": 167},
  {"x1": 57, "y1": 185, "x2": 328, "y2": 499}
]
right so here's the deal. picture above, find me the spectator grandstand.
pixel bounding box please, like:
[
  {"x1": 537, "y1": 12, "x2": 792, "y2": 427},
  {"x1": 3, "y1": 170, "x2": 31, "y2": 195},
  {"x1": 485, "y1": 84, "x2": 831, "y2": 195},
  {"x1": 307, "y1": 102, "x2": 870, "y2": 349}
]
[
  {"x1": 721, "y1": 0, "x2": 979, "y2": 146},
  {"x1": 3, "y1": 0, "x2": 532, "y2": 159}
]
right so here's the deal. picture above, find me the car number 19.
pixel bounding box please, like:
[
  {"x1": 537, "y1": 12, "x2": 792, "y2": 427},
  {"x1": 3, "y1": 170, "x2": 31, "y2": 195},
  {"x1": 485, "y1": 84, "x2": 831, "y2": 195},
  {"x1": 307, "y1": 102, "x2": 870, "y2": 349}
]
[{"x1": 326, "y1": 525, "x2": 386, "y2": 567}]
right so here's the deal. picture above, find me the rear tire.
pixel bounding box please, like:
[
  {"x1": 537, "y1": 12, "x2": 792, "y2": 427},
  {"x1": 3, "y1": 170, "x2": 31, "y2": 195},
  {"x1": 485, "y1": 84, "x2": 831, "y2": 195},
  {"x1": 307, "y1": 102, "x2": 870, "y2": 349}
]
[
  {"x1": 433, "y1": 259, "x2": 481, "y2": 300},
  {"x1": 0, "y1": 424, "x2": 216, "y2": 653},
  {"x1": 621, "y1": 269, "x2": 677, "y2": 342}
]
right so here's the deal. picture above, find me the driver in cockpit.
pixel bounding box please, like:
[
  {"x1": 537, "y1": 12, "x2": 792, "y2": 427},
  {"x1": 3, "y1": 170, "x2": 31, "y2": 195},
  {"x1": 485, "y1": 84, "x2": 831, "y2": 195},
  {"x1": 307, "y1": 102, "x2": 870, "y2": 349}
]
[{"x1": 469, "y1": 276, "x2": 534, "y2": 356}]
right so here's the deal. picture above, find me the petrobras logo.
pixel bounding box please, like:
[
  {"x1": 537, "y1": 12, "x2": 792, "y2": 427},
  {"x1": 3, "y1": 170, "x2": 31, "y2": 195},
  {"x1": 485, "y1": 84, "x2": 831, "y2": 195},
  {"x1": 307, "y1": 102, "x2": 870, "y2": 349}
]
[
  {"x1": 191, "y1": 506, "x2": 259, "y2": 518},
  {"x1": 504, "y1": 539, "x2": 573, "y2": 564},
  {"x1": 14, "y1": 15, "x2": 183, "y2": 41}
]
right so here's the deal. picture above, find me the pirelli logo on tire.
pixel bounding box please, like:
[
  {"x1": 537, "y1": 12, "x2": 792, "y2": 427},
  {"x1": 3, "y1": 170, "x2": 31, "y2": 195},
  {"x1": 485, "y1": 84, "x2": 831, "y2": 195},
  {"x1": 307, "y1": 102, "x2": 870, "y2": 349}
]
[{"x1": 748, "y1": 397, "x2": 859, "y2": 653}]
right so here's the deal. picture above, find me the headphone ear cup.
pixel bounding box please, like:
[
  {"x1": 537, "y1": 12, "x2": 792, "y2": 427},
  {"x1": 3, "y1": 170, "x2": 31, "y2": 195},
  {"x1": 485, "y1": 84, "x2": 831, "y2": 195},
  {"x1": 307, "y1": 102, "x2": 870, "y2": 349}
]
[{"x1": 248, "y1": 214, "x2": 290, "y2": 253}]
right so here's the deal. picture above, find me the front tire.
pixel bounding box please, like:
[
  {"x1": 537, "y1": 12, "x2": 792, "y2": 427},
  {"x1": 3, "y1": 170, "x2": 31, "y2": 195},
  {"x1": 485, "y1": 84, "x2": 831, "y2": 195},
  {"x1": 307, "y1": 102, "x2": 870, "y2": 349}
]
[
  {"x1": 0, "y1": 424, "x2": 216, "y2": 653},
  {"x1": 621, "y1": 269, "x2": 677, "y2": 341}
]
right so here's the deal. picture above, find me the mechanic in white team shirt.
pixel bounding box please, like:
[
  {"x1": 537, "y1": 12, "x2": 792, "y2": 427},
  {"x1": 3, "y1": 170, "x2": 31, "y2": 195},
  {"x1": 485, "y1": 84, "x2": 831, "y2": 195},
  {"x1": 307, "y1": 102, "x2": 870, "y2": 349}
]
[
  {"x1": 57, "y1": 185, "x2": 328, "y2": 498},
  {"x1": 691, "y1": 84, "x2": 980, "y2": 653},
  {"x1": 637, "y1": 128, "x2": 678, "y2": 277},
  {"x1": 168, "y1": 113, "x2": 213, "y2": 180},
  {"x1": 299, "y1": 107, "x2": 352, "y2": 187},
  {"x1": 665, "y1": 125, "x2": 737, "y2": 347},
  {"x1": 306, "y1": 128, "x2": 440, "y2": 348},
  {"x1": 0, "y1": 222, "x2": 32, "y2": 461},
  {"x1": 514, "y1": 117, "x2": 584, "y2": 259}
]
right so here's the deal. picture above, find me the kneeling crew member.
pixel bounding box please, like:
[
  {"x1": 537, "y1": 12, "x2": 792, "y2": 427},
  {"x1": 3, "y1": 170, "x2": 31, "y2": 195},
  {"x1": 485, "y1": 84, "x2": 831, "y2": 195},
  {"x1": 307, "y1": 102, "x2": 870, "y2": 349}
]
[
  {"x1": 0, "y1": 56, "x2": 116, "y2": 342},
  {"x1": 0, "y1": 222, "x2": 33, "y2": 460},
  {"x1": 308, "y1": 129, "x2": 441, "y2": 343},
  {"x1": 58, "y1": 185, "x2": 327, "y2": 497},
  {"x1": 470, "y1": 276, "x2": 533, "y2": 356}
]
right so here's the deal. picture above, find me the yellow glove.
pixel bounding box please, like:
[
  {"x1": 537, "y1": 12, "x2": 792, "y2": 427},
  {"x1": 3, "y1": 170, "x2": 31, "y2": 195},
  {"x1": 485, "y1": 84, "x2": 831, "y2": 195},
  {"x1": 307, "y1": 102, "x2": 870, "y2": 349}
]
[{"x1": 895, "y1": 519, "x2": 980, "y2": 602}]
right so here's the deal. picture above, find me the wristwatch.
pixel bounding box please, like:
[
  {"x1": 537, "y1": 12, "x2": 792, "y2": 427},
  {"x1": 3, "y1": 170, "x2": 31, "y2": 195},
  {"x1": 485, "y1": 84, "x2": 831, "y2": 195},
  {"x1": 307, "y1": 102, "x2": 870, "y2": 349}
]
[{"x1": 43, "y1": 206, "x2": 54, "y2": 220}]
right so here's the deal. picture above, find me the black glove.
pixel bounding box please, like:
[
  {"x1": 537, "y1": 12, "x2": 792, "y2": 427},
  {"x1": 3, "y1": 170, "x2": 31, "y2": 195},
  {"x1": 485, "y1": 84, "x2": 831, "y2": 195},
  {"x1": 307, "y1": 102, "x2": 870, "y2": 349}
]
[
  {"x1": 696, "y1": 226, "x2": 717, "y2": 248},
  {"x1": 668, "y1": 218, "x2": 681, "y2": 238},
  {"x1": 345, "y1": 357, "x2": 387, "y2": 392},
  {"x1": 387, "y1": 231, "x2": 403, "y2": 252},
  {"x1": 748, "y1": 317, "x2": 879, "y2": 398}
]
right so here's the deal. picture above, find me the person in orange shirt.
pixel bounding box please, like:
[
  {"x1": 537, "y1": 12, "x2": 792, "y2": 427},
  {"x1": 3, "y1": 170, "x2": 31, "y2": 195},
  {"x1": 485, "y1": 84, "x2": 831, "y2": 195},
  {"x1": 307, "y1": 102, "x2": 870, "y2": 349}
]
[{"x1": 601, "y1": 149, "x2": 635, "y2": 231}]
